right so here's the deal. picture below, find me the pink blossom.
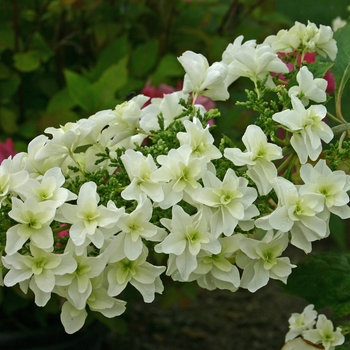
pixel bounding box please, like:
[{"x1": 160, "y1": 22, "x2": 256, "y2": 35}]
[
  {"x1": 141, "y1": 81, "x2": 176, "y2": 102},
  {"x1": 0, "y1": 138, "x2": 16, "y2": 163}
]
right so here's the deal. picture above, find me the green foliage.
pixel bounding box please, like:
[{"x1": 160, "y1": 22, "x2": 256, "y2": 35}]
[{"x1": 284, "y1": 252, "x2": 350, "y2": 318}]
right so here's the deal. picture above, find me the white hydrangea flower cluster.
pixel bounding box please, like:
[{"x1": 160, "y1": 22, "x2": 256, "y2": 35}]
[
  {"x1": 0, "y1": 20, "x2": 347, "y2": 339},
  {"x1": 285, "y1": 304, "x2": 345, "y2": 350}
]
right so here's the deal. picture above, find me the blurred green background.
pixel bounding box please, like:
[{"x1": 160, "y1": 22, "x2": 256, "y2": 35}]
[{"x1": 0, "y1": 0, "x2": 349, "y2": 150}]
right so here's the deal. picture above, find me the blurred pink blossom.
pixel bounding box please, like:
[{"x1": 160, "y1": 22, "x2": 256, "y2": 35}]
[{"x1": 0, "y1": 138, "x2": 16, "y2": 163}]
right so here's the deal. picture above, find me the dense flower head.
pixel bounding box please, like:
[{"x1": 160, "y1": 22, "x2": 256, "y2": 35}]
[
  {"x1": 0, "y1": 20, "x2": 348, "y2": 338},
  {"x1": 265, "y1": 21, "x2": 338, "y2": 60}
]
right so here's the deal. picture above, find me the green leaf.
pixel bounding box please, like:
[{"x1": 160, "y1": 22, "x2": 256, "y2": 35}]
[
  {"x1": 308, "y1": 60, "x2": 334, "y2": 79},
  {"x1": 46, "y1": 87, "x2": 76, "y2": 113},
  {"x1": 0, "y1": 24, "x2": 15, "y2": 52},
  {"x1": 64, "y1": 70, "x2": 98, "y2": 112},
  {"x1": 30, "y1": 32, "x2": 54, "y2": 63},
  {"x1": 88, "y1": 36, "x2": 129, "y2": 81},
  {"x1": 151, "y1": 54, "x2": 184, "y2": 85},
  {"x1": 129, "y1": 39, "x2": 159, "y2": 77},
  {"x1": 13, "y1": 51, "x2": 41, "y2": 72},
  {"x1": 285, "y1": 252, "x2": 350, "y2": 317},
  {"x1": 0, "y1": 107, "x2": 18, "y2": 134},
  {"x1": 92, "y1": 57, "x2": 128, "y2": 110},
  {"x1": 338, "y1": 341, "x2": 350, "y2": 350},
  {"x1": 0, "y1": 62, "x2": 11, "y2": 79},
  {"x1": 0, "y1": 74, "x2": 20, "y2": 99}
]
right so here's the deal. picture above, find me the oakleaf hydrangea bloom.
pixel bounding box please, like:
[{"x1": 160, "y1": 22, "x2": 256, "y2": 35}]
[
  {"x1": 221, "y1": 35, "x2": 256, "y2": 87},
  {"x1": 55, "y1": 240, "x2": 108, "y2": 310},
  {"x1": 192, "y1": 169, "x2": 259, "y2": 236},
  {"x1": 178, "y1": 51, "x2": 229, "y2": 101},
  {"x1": 58, "y1": 274, "x2": 126, "y2": 334},
  {"x1": 151, "y1": 144, "x2": 207, "y2": 209},
  {"x1": 288, "y1": 66, "x2": 327, "y2": 106},
  {"x1": 265, "y1": 21, "x2": 337, "y2": 60},
  {"x1": 140, "y1": 90, "x2": 191, "y2": 133},
  {"x1": 0, "y1": 20, "x2": 348, "y2": 336},
  {"x1": 106, "y1": 246, "x2": 165, "y2": 303},
  {"x1": 100, "y1": 94, "x2": 150, "y2": 147},
  {"x1": 272, "y1": 96, "x2": 333, "y2": 164},
  {"x1": 300, "y1": 160, "x2": 350, "y2": 219},
  {"x1": 121, "y1": 149, "x2": 164, "y2": 202},
  {"x1": 6, "y1": 197, "x2": 57, "y2": 255},
  {"x1": 188, "y1": 234, "x2": 242, "y2": 292},
  {"x1": 0, "y1": 156, "x2": 29, "y2": 206},
  {"x1": 55, "y1": 182, "x2": 124, "y2": 254},
  {"x1": 15, "y1": 167, "x2": 77, "y2": 206},
  {"x1": 303, "y1": 314, "x2": 345, "y2": 350},
  {"x1": 177, "y1": 117, "x2": 222, "y2": 161},
  {"x1": 236, "y1": 230, "x2": 295, "y2": 292},
  {"x1": 3, "y1": 244, "x2": 77, "y2": 307},
  {"x1": 224, "y1": 125, "x2": 283, "y2": 195},
  {"x1": 285, "y1": 304, "x2": 317, "y2": 342},
  {"x1": 226, "y1": 42, "x2": 289, "y2": 88},
  {"x1": 105, "y1": 195, "x2": 166, "y2": 260},
  {"x1": 255, "y1": 177, "x2": 328, "y2": 253},
  {"x1": 155, "y1": 205, "x2": 221, "y2": 280}
]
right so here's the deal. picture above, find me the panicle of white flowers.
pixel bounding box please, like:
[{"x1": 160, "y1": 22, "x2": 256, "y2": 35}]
[{"x1": 0, "y1": 20, "x2": 348, "y2": 335}]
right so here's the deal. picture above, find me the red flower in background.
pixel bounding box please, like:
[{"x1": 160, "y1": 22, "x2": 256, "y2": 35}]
[
  {"x1": 0, "y1": 138, "x2": 16, "y2": 163},
  {"x1": 303, "y1": 52, "x2": 335, "y2": 94}
]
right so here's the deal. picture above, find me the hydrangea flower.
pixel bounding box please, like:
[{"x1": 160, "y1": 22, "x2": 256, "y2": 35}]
[
  {"x1": 236, "y1": 230, "x2": 295, "y2": 292},
  {"x1": 272, "y1": 96, "x2": 333, "y2": 164},
  {"x1": 285, "y1": 304, "x2": 317, "y2": 342},
  {"x1": 178, "y1": 51, "x2": 229, "y2": 101},
  {"x1": 303, "y1": 314, "x2": 345, "y2": 350},
  {"x1": 288, "y1": 66, "x2": 327, "y2": 106},
  {"x1": 224, "y1": 125, "x2": 283, "y2": 195}
]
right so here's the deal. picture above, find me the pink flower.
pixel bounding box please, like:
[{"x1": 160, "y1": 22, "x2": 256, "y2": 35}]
[
  {"x1": 0, "y1": 138, "x2": 16, "y2": 163},
  {"x1": 141, "y1": 81, "x2": 176, "y2": 106}
]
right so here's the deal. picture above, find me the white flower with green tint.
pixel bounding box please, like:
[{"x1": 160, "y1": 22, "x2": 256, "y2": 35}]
[
  {"x1": 255, "y1": 177, "x2": 328, "y2": 253},
  {"x1": 300, "y1": 159, "x2": 350, "y2": 219},
  {"x1": 303, "y1": 314, "x2": 345, "y2": 350},
  {"x1": 285, "y1": 304, "x2": 317, "y2": 342},
  {"x1": 236, "y1": 230, "x2": 294, "y2": 292},
  {"x1": 272, "y1": 96, "x2": 333, "y2": 164},
  {"x1": 107, "y1": 246, "x2": 165, "y2": 303},
  {"x1": 178, "y1": 50, "x2": 229, "y2": 101},
  {"x1": 177, "y1": 117, "x2": 222, "y2": 162},
  {"x1": 151, "y1": 144, "x2": 207, "y2": 209},
  {"x1": 155, "y1": 205, "x2": 220, "y2": 280},
  {"x1": 224, "y1": 125, "x2": 283, "y2": 195},
  {"x1": 3, "y1": 244, "x2": 77, "y2": 306},
  {"x1": 193, "y1": 169, "x2": 258, "y2": 236},
  {"x1": 6, "y1": 197, "x2": 56, "y2": 255},
  {"x1": 121, "y1": 149, "x2": 164, "y2": 202},
  {"x1": 288, "y1": 66, "x2": 327, "y2": 106}
]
